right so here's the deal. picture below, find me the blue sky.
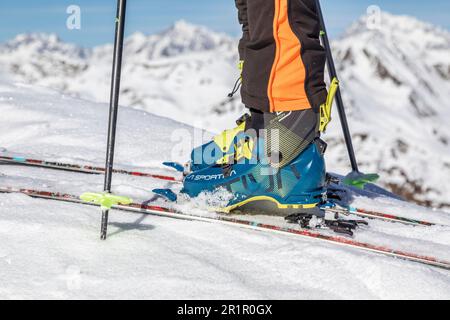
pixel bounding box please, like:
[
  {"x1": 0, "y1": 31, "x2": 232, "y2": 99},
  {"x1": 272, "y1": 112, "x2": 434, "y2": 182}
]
[{"x1": 0, "y1": 0, "x2": 449, "y2": 47}]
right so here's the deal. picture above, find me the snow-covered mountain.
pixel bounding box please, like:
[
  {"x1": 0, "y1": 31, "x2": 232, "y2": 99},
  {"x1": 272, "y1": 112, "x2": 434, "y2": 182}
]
[
  {"x1": 0, "y1": 14, "x2": 449, "y2": 208},
  {"x1": 328, "y1": 12, "x2": 450, "y2": 208},
  {"x1": 0, "y1": 21, "x2": 242, "y2": 128},
  {"x1": 0, "y1": 33, "x2": 89, "y2": 86}
]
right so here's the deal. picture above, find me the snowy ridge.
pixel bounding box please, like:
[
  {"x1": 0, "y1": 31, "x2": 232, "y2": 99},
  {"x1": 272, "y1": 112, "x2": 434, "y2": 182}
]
[
  {"x1": 0, "y1": 13, "x2": 449, "y2": 208},
  {"x1": 147, "y1": 20, "x2": 235, "y2": 58},
  {"x1": 0, "y1": 33, "x2": 89, "y2": 86}
]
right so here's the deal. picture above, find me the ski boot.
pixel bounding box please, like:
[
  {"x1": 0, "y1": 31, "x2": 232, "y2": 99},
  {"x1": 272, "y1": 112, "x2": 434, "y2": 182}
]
[
  {"x1": 285, "y1": 212, "x2": 368, "y2": 236},
  {"x1": 181, "y1": 109, "x2": 328, "y2": 216}
]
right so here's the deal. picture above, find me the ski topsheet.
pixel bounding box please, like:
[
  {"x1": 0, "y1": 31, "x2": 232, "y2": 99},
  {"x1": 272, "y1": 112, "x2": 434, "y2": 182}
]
[{"x1": 0, "y1": 186, "x2": 449, "y2": 270}]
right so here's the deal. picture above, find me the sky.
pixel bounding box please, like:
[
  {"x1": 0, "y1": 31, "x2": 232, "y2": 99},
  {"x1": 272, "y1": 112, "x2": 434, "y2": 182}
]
[{"x1": 0, "y1": 0, "x2": 449, "y2": 47}]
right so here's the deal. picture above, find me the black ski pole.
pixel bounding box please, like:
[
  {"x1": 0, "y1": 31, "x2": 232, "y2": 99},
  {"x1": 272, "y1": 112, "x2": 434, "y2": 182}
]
[
  {"x1": 315, "y1": 0, "x2": 359, "y2": 173},
  {"x1": 101, "y1": 0, "x2": 127, "y2": 240},
  {"x1": 315, "y1": 0, "x2": 379, "y2": 187}
]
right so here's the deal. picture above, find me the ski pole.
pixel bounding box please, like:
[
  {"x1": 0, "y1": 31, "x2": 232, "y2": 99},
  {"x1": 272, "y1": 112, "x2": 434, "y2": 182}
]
[
  {"x1": 101, "y1": 0, "x2": 127, "y2": 240},
  {"x1": 315, "y1": 0, "x2": 379, "y2": 187},
  {"x1": 315, "y1": 0, "x2": 359, "y2": 173}
]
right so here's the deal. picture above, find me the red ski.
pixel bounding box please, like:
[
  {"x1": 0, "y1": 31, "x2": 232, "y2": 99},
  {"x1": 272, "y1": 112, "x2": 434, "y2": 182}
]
[
  {"x1": 0, "y1": 154, "x2": 180, "y2": 182},
  {"x1": 0, "y1": 152, "x2": 442, "y2": 227},
  {"x1": 1, "y1": 186, "x2": 449, "y2": 270}
]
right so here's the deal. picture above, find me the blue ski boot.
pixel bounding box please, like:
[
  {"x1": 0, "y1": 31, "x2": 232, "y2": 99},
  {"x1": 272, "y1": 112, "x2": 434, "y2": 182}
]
[{"x1": 181, "y1": 110, "x2": 328, "y2": 216}]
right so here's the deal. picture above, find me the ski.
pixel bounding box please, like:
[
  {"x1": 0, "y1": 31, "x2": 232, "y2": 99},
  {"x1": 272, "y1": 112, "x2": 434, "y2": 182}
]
[
  {"x1": 0, "y1": 186, "x2": 449, "y2": 270},
  {"x1": 0, "y1": 154, "x2": 181, "y2": 182},
  {"x1": 0, "y1": 153, "x2": 441, "y2": 227},
  {"x1": 326, "y1": 205, "x2": 440, "y2": 227}
]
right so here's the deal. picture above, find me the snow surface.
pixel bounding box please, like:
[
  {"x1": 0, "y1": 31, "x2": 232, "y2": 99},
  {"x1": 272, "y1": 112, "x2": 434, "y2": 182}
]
[{"x1": 0, "y1": 80, "x2": 450, "y2": 299}]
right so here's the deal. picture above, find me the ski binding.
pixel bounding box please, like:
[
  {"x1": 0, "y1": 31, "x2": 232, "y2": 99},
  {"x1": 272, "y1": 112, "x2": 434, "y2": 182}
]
[{"x1": 285, "y1": 212, "x2": 368, "y2": 236}]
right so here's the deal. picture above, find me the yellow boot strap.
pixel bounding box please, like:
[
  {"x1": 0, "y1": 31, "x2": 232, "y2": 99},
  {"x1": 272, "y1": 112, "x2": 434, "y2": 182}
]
[
  {"x1": 216, "y1": 153, "x2": 235, "y2": 166},
  {"x1": 319, "y1": 77, "x2": 339, "y2": 133},
  {"x1": 213, "y1": 121, "x2": 246, "y2": 153},
  {"x1": 215, "y1": 137, "x2": 254, "y2": 165},
  {"x1": 235, "y1": 138, "x2": 254, "y2": 162}
]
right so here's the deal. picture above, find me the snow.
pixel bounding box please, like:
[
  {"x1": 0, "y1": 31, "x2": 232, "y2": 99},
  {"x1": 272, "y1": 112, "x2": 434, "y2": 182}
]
[{"x1": 0, "y1": 79, "x2": 450, "y2": 299}]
